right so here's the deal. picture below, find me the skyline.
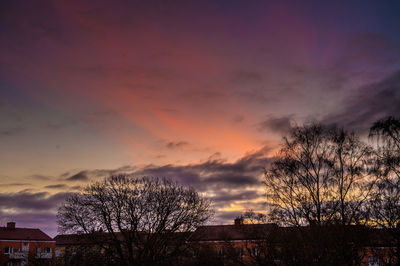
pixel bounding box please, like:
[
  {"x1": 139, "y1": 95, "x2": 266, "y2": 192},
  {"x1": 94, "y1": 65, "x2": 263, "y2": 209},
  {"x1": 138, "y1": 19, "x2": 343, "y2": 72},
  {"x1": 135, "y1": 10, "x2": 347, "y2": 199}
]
[{"x1": 1, "y1": 0, "x2": 400, "y2": 236}]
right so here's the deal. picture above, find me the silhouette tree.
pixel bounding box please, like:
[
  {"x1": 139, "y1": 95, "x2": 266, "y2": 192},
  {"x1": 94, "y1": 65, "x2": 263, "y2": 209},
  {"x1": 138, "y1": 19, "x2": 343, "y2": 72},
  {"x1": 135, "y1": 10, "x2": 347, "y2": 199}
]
[
  {"x1": 57, "y1": 175, "x2": 212, "y2": 266},
  {"x1": 264, "y1": 123, "x2": 372, "y2": 264},
  {"x1": 370, "y1": 116, "x2": 400, "y2": 265}
]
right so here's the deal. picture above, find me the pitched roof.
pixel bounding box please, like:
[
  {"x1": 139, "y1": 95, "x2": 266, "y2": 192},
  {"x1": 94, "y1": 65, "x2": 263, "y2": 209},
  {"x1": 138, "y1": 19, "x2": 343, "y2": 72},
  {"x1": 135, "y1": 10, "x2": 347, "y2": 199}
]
[
  {"x1": 0, "y1": 227, "x2": 53, "y2": 241},
  {"x1": 55, "y1": 231, "x2": 190, "y2": 246},
  {"x1": 54, "y1": 234, "x2": 94, "y2": 246},
  {"x1": 193, "y1": 223, "x2": 279, "y2": 241}
]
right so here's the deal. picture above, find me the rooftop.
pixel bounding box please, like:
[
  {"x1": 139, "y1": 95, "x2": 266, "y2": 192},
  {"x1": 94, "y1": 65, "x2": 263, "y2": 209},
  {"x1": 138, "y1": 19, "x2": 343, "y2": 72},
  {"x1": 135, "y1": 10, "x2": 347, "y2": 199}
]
[{"x1": 0, "y1": 222, "x2": 53, "y2": 241}]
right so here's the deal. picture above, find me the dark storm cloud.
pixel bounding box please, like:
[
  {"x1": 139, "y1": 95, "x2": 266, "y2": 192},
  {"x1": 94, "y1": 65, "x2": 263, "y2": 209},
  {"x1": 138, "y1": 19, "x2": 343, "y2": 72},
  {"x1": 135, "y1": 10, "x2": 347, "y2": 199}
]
[
  {"x1": 258, "y1": 115, "x2": 295, "y2": 135},
  {"x1": 135, "y1": 146, "x2": 271, "y2": 191},
  {"x1": 0, "y1": 191, "x2": 70, "y2": 211},
  {"x1": 65, "y1": 147, "x2": 270, "y2": 200},
  {"x1": 324, "y1": 70, "x2": 400, "y2": 132},
  {"x1": 166, "y1": 141, "x2": 189, "y2": 149}
]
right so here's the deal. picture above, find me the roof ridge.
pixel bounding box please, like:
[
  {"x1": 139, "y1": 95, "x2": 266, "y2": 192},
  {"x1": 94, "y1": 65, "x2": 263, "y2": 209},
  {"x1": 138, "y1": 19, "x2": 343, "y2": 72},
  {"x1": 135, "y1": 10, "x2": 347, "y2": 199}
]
[{"x1": 0, "y1": 227, "x2": 41, "y2": 230}]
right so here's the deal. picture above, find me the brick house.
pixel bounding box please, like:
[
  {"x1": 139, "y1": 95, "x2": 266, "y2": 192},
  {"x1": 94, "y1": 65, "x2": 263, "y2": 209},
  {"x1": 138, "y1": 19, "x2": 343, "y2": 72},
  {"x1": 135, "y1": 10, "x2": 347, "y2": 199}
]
[
  {"x1": 53, "y1": 219, "x2": 397, "y2": 265},
  {"x1": 53, "y1": 233, "x2": 103, "y2": 265},
  {"x1": 0, "y1": 222, "x2": 55, "y2": 266},
  {"x1": 191, "y1": 219, "x2": 397, "y2": 266}
]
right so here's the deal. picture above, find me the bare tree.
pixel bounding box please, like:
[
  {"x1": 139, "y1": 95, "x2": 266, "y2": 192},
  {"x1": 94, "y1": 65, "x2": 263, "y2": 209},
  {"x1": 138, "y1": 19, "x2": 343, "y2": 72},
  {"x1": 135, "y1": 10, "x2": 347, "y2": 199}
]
[
  {"x1": 57, "y1": 175, "x2": 212, "y2": 266},
  {"x1": 264, "y1": 123, "x2": 372, "y2": 264},
  {"x1": 330, "y1": 128, "x2": 375, "y2": 225},
  {"x1": 370, "y1": 116, "x2": 400, "y2": 265},
  {"x1": 265, "y1": 124, "x2": 371, "y2": 226}
]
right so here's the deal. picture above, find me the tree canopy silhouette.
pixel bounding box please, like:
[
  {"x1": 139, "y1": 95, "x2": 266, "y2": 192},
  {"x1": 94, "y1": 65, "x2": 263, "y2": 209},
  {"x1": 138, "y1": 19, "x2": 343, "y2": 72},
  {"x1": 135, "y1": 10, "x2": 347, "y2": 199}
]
[
  {"x1": 370, "y1": 116, "x2": 400, "y2": 264},
  {"x1": 264, "y1": 123, "x2": 373, "y2": 264},
  {"x1": 57, "y1": 175, "x2": 212, "y2": 266}
]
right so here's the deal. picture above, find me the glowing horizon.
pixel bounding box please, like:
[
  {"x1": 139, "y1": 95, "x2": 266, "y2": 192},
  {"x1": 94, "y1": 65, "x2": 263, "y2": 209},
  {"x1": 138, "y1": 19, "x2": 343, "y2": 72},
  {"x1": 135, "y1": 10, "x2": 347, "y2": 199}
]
[{"x1": 1, "y1": 0, "x2": 400, "y2": 236}]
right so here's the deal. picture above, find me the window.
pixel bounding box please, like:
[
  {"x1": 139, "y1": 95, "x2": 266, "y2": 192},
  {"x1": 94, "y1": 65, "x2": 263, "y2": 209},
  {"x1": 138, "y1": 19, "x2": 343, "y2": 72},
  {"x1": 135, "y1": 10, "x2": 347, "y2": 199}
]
[
  {"x1": 218, "y1": 248, "x2": 224, "y2": 257},
  {"x1": 192, "y1": 249, "x2": 199, "y2": 258},
  {"x1": 368, "y1": 256, "x2": 379, "y2": 266},
  {"x1": 3, "y1": 261, "x2": 12, "y2": 266},
  {"x1": 22, "y1": 243, "x2": 29, "y2": 252},
  {"x1": 251, "y1": 247, "x2": 260, "y2": 257},
  {"x1": 235, "y1": 247, "x2": 244, "y2": 257},
  {"x1": 4, "y1": 247, "x2": 13, "y2": 254},
  {"x1": 44, "y1": 247, "x2": 52, "y2": 253},
  {"x1": 36, "y1": 247, "x2": 41, "y2": 253}
]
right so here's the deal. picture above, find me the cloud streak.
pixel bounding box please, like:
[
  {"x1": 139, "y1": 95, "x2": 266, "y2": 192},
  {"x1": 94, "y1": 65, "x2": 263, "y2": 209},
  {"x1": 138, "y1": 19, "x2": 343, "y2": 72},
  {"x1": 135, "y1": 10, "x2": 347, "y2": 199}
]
[
  {"x1": 258, "y1": 114, "x2": 295, "y2": 135},
  {"x1": 165, "y1": 141, "x2": 190, "y2": 149},
  {"x1": 324, "y1": 70, "x2": 400, "y2": 132},
  {"x1": 63, "y1": 165, "x2": 137, "y2": 182},
  {"x1": 0, "y1": 191, "x2": 73, "y2": 236},
  {"x1": 1, "y1": 147, "x2": 270, "y2": 235},
  {"x1": 0, "y1": 191, "x2": 70, "y2": 211}
]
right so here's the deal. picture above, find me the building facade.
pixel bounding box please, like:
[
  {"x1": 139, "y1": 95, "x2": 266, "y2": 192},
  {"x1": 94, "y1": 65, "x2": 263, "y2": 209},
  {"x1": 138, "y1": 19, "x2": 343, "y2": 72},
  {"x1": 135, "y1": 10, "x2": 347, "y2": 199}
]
[
  {"x1": 53, "y1": 219, "x2": 397, "y2": 265},
  {"x1": 0, "y1": 222, "x2": 55, "y2": 266}
]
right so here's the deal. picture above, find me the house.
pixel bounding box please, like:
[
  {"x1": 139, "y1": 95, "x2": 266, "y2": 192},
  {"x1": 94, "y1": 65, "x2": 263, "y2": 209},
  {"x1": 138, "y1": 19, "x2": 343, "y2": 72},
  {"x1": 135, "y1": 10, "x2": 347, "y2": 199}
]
[
  {"x1": 53, "y1": 219, "x2": 397, "y2": 265},
  {"x1": 53, "y1": 233, "x2": 99, "y2": 264},
  {"x1": 0, "y1": 222, "x2": 55, "y2": 266},
  {"x1": 190, "y1": 218, "x2": 282, "y2": 265},
  {"x1": 191, "y1": 219, "x2": 397, "y2": 266}
]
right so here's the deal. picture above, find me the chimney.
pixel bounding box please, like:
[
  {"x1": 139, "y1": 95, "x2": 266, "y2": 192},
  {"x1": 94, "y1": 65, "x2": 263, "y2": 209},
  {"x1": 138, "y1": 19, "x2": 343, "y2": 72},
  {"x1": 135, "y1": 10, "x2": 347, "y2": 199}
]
[
  {"x1": 234, "y1": 218, "x2": 243, "y2": 226},
  {"x1": 7, "y1": 222, "x2": 16, "y2": 229}
]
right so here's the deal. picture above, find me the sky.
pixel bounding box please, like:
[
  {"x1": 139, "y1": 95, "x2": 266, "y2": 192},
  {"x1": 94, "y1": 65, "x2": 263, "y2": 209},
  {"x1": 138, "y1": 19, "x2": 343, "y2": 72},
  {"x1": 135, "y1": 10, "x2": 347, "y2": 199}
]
[{"x1": 1, "y1": 0, "x2": 400, "y2": 237}]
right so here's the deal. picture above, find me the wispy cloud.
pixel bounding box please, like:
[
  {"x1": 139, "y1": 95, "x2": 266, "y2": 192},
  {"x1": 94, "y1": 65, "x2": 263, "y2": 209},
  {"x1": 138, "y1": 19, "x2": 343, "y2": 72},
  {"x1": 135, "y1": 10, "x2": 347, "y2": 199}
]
[
  {"x1": 0, "y1": 126, "x2": 26, "y2": 136},
  {"x1": 165, "y1": 141, "x2": 189, "y2": 149},
  {"x1": 65, "y1": 171, "x2": 89, "y2": 182},
  {"x1": 44, "y1": 184, "x2": 68, "y2": 189},
  {"x1": 0, "y1": 182, "x2": 31, "y2": 187},
  {"x1": 324, "y1": 70, "x2": 400, "y2": 132},
  {"x1": 63, "y1": 165, "x2": 137, "y2": 182},
  {"x1": 258, "y1": 114, "x2": 295, "y2": 135},
  {"x1": 30, "y1": 175, "x2": 51, "y2": 181},
  {"x1": 0, "y1": 191, "x2": 70, "y2": 212}
]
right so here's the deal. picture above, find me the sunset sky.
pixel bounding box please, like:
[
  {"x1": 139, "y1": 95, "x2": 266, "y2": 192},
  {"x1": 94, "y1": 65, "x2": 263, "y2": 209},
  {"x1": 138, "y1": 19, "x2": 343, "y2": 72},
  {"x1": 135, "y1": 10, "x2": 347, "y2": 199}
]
[{"x1": 1, "y1": 0, "x2": 400, "y2": 236}]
